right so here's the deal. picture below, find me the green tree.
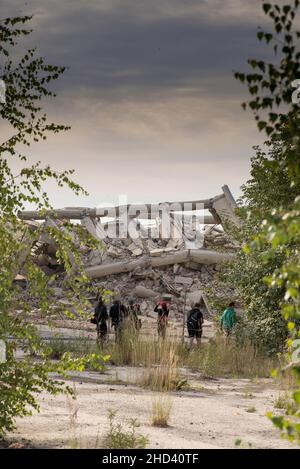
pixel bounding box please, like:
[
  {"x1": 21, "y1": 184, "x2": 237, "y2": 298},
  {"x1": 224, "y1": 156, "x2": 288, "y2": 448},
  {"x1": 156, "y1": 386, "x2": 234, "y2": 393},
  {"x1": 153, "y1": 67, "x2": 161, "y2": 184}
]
[
  {"x1": 209, "y1": 141, "x2": 299, "y2": 353},
  {"x1": 209, "y1": 1, "x2": 300, "y2": 355},
  {"x1": 0, "y1": 16, "x2": 107, "y2": 435}
]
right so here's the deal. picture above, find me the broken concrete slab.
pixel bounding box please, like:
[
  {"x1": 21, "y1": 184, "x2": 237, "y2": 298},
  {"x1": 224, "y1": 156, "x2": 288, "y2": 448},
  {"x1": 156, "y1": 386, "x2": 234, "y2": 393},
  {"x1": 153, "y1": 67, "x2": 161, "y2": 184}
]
[
  {"x1": 175, "y1": 276, "x2": 194, "y2": 287},
  {"x1": 211, "y1": 185, "x2": 241, "y2": 228},
  {"x1": 127, "y1": 243, "x2": 143, "y2": 256},
  {"x1": 133, "y1": 286, "x2": 158, "y2": 298},
  {"x1": 85, "y1": 249, "x2": 233, "y2": 279},
  {"x1": 187, "y1": 290, "x2": 212, "y2": 317}
]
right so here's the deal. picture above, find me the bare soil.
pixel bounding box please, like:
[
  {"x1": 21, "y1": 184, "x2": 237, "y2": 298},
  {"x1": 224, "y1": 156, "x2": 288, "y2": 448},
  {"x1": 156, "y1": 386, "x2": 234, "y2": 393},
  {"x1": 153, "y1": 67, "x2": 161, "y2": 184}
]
[{"x1": 7, "y1": 366, "x2": 297, "y2": 449}]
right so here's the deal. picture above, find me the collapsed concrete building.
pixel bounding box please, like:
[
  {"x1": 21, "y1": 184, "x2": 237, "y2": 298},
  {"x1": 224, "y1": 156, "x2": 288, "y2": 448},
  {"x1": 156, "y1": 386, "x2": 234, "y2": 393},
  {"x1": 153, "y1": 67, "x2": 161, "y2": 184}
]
[{"x1": 19, "y1": 185, "x2": 240, "y2": 319}]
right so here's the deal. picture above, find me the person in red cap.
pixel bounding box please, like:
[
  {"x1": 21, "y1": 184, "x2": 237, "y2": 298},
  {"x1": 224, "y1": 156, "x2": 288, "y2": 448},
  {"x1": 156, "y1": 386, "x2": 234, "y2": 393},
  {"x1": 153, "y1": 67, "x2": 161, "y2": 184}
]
[{"x1": 154, "y1": 300, "x2": 169, "y2": 339}]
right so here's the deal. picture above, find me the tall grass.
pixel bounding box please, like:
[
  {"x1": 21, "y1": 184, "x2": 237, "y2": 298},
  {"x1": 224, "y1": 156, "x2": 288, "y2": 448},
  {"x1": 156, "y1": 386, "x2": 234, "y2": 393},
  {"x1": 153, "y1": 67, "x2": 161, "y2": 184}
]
[
  {"x1": 186, "y1": 336, "x2": 278, "y2": 378},
  {"x1": 48, "y1": 325, "x2": 281, "y2": 382},
  {"x1": 106, "y1": 323, "x2": 185, "y2": 367},
  {"x1": 139, "y1": 345, "x2": 187, "y2": 391},
  {"x1": 104, "y1": 323, "x2": 187, "y2": 391}
]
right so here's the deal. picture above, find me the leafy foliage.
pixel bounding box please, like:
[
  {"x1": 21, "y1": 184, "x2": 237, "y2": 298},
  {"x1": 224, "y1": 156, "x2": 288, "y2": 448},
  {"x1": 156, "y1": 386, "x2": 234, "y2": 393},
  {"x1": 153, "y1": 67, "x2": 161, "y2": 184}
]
[
  {"x1": 234, "y1": 1, "x2": 300, "y2": 443},
  {"x1": 209, "y1": 1, "x2": 300, "y2": 355},
  {"x1": 208, "y1": 144, "x2": 295, "y2": 353},
  {"x1": 0, "y1": 16, "x2": 107, "y2": 435}
]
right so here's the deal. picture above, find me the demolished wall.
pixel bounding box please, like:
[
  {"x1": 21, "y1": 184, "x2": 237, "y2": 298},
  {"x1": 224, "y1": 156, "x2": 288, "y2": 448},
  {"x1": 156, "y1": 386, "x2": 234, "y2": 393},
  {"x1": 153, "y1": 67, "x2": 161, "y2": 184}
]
[{"x1": 18, "y1": 185, "x2": 240, "y2": 319}]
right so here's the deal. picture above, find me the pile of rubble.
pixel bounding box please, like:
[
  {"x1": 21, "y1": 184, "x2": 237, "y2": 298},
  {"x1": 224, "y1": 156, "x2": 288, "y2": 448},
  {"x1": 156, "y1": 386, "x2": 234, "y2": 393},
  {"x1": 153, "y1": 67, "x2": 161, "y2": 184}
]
[{"x1": 18, "y1": 185, "x2": 240, "y2": 319}]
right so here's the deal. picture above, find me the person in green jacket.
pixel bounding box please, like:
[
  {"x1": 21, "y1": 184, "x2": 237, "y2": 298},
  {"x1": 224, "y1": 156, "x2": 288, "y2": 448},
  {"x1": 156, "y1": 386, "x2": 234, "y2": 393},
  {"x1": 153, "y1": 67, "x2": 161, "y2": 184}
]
[{"x1": 220, "y1": 301, "x2": 237, "y2": 336}]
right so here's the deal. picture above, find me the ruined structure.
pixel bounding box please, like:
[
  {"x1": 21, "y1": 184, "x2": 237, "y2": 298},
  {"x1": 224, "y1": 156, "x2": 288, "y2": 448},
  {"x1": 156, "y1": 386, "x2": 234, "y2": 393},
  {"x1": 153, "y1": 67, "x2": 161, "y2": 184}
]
[{"x1": 19, "y1": 185, "x2": 240, "y2": 319}]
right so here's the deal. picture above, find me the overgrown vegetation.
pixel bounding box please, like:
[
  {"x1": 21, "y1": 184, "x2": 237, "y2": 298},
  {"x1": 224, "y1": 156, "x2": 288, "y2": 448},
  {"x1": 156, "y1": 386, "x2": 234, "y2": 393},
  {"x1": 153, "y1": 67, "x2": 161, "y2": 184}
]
[
  {"x1": 98, "y1": 322, "x2": 280, "y2": 381},
  {"x1": 48, "y1": 324, "x2": 279, "y2": 386},
  {"x1": 47, "y1": 337, "x2": 96, "y2": 360},
  {"x1": 231, "y1": 0, "x2": 300, "y2": 444},
  {"x1": 100, "y1": 325, "x2": 187, "y2": 391},
  {"x1": 47, "y1": 337, "x2": 109, "y2": 372},
  {"x1": 186, "y1": 336, "x2": 278, "y2": 378},
  {"x1": 207, "y1": 2, "x2": 300, "y2": 357},
  {"x1": 0, "y1": 16, "x2": 106, "y2": 435},
  {"x1": 274, "y1": 392, "x2": 298, "y2": 415},
  {"x1": 102, "y1": 409, "x2": 148, "y2": 449},
  {"x1": 207, "y1": 144, "x2": 299, "y2": 354}
]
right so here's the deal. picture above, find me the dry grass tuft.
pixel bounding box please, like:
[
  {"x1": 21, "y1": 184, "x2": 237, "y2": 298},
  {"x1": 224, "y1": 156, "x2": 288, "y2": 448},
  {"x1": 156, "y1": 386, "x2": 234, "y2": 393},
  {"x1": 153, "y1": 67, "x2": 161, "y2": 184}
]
[{"x1": 151, "y1": 396, "x2": 172, "y2": 427}]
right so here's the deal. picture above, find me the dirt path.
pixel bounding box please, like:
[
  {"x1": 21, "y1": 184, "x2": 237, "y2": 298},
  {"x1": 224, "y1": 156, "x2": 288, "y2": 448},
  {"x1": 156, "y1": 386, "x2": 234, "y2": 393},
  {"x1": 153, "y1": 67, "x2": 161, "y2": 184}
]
[{"x1": 8, "y1": 367, "x2": 296, "y2": 449}]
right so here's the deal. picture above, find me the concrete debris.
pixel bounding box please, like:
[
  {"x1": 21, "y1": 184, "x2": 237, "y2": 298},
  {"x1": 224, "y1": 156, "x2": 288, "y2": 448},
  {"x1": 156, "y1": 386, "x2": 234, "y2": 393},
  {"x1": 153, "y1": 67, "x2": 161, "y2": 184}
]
[
  {"x1": 127, "y1": 243, "x2": 143, "y2": 256},
  {"x1": 133, "y1": 286, "x2": 158, "y2": 299},
  {"x1": 17, "y1": 186, "x2": 241, "y2": 319}
]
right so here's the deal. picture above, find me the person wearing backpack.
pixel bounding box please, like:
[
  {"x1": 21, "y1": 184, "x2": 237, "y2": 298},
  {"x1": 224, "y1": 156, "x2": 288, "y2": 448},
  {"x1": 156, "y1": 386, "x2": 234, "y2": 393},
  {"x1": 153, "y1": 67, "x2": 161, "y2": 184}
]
[
  {"x1": 220, "y1": 301, "x2": 237, "y2": 336},
  {"x1": 92, "y1": 296, "x2": 109, "y2": 346},
  {"x1": 187, "y1": 302, "x2": 204, "y2": 349},
  {"x1": 154, "y1": 300, "x2": 169, "y2": 339},
  {"x1": 109, "y1": 299, "x2": 127, "y2": 342}
]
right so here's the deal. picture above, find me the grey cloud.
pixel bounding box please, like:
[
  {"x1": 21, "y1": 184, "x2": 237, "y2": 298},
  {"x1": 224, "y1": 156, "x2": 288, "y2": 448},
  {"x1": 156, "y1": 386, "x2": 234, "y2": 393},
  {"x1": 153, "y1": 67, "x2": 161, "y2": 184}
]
[
  {"x1": 2, "y1": 0, "x2": 269, "y2": 94},
  {"x1": 2, "y1": 0, "x2": 269, "y2": 207}
]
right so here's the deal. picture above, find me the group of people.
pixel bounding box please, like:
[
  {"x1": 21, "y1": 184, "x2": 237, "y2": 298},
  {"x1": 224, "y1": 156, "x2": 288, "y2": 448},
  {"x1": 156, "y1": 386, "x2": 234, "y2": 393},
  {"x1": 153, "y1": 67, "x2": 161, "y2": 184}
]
[
  {"x1": 154, "y1": 298, "x2": 205, "y2": 349},
  {"x1": 92, "y1": 294, "x2": 237, "y2": 348},
  {"x1": 152, "y1": 299, "x2": 238, "y2": 348},
  {"x1": 91, "y1": 297, "x2": 141, "y2": 345}
]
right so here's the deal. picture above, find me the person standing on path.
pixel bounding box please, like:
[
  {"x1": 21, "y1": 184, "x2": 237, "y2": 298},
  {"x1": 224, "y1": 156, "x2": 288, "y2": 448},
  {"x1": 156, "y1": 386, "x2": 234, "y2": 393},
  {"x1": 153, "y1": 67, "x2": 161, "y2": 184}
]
[
  {"x1": 154, "y1": 300, "x2": 169, "y2": 339},
  {"x1": 92, "y1": 296, "x2": 109, "y2": 346},
  {"x1": 187, "y1": 302, "x2": 204, "y2": 350},
  {"x1": 109, "y1": 299, "x2": 127, "y2": 342}
]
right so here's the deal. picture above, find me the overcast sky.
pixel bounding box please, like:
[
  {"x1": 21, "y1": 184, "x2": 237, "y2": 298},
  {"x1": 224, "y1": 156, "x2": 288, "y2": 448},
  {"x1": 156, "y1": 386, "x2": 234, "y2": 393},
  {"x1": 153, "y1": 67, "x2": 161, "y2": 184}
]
[{"x1": 2, "y1": 0, "x2": 272, "y2": 208}]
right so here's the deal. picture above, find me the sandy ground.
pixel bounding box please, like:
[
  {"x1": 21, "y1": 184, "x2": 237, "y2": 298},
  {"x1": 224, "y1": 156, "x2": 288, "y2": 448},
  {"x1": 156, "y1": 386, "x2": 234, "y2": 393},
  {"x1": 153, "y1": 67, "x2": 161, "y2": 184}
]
[
  {"x1": 8, "y1": 366, "x2": 297, "y2": 450},
  {"x1": 8, "y1": 318, "x2": 297, "y2": 449}
]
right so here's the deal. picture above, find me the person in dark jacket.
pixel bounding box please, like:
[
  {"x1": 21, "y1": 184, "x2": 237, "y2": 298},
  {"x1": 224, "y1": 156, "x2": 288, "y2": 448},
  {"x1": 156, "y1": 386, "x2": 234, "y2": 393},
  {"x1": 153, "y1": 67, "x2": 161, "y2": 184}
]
[
  {"x1": 154, "y1": 300, "x2": 169, "y2": 339},
  {"x1": 109, "y1": 299, "x2": 127, "y2": 342},
  {"x1": 187, "y1": 302, "x2": 204, "y2": 349},
  {"x1": 94, "y1": 296, "x2": 109, "y2": 346}
]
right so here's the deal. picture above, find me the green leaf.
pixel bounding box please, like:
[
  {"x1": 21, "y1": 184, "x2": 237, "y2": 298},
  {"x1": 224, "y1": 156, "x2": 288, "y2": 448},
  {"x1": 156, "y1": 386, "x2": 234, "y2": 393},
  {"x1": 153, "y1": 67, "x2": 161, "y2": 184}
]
[
  {"x1": 293, "y1": 391, "x2": 300, "y2": 404},
  {"x1": 263, "y1": 3, "x2": 272, "y2": 14}
]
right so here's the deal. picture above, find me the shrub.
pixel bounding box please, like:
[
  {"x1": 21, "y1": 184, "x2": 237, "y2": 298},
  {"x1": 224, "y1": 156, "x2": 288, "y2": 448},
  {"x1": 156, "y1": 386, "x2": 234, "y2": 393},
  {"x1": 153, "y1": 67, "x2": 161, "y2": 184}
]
[
  {"x1": 274, "y1": 392, "x2": 299, "y2": 415},
  {"x1": 102, "y1": 410, "x2": 148, "y2": 449}
]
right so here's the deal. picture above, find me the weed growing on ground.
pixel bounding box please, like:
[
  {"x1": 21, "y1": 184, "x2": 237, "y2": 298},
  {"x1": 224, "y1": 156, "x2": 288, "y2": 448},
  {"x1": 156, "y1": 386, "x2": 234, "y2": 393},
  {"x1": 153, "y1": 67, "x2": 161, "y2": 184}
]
[
  {"x1": 151, "y1": 396, "x2": 172, "y2": 427},
  {"x1": 274, "y1": 392, "x2": 299, "y2": 415},
  {"x1": 245, "y1": 406, "x2": 256, "y2": 413},
  {"x1": 102, "y1": 410, "x2": 148, "y2": 449}
]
